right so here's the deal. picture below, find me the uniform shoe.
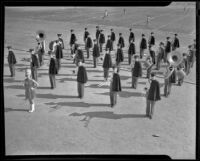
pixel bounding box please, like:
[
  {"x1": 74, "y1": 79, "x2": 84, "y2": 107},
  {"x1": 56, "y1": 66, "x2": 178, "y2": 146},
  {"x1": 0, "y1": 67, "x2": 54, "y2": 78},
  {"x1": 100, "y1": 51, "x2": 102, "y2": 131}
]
[{"x1": 29, "y1": 104, "x2": 35, "y2": 113}]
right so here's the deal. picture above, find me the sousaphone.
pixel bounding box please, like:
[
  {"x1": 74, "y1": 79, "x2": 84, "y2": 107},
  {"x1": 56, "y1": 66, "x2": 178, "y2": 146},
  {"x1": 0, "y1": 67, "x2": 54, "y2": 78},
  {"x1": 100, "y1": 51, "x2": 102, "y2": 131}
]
[
  {"x1": 36, "y1": 30, "x2": 46, "y2": 42},
  {"x1": 167, "y1": 49, "x2": 183, "y2": 67}
]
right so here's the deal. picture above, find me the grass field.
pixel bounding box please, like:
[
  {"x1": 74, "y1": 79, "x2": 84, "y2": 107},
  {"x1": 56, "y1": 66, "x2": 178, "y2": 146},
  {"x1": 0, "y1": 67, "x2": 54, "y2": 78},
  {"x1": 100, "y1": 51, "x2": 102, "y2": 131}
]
[{"x1": 4, "y1": 2, "x2": 196, "y2": 159}]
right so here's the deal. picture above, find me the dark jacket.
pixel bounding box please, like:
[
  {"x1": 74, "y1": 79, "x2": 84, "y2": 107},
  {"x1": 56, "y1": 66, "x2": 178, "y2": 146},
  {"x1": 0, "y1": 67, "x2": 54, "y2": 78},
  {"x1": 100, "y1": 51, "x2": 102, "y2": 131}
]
[
  {"x1": 157, "y1": 47, "x2": 165, "y2": 60},
  {"x1": 31, "y1": 54, "x2": 39, "y2": 68},
  {"x1": 170, "y1": 70, "x2": 176, "y2": 83},
  {"x1": 49, "y1": 58, "x2": 58, "y2": 75},
  {"x1": 103, "y1": 53, "x2": 112, "y2": 68},
  {"x1": 86, "y1": 37, "x2": 93, "y2": 48},
  {"x1": 132, "y1": 61, "x2": 142, "y2": 77},
  {"x1": 106, "y1": 39, "x2": 112, "y2": 51},
  {"x1": 111, "y1": 73, "x2": 122, "y2": 92},
  {"x1": 147, "y1": 79, "x2": 161, "y2": 101},
  {"x1": 140, "y1": 38, "x2": 147, "y2": 49},
  {"x1": 165, "y1": 41, "x2": 171, "y2": 53},
  {"x1": 70, "y1": 33, "x2": 76, "y2": 45},
  {"x1": 96, "y1": 29, "x2": 101, "y2": 40},
  {"x1": 116, "y1": 48, "x2": 124, "y2": 63},
  {"x1": 172, "y1": 37, "x2": 180, "y2": 49},
  {"x1": 55, "y1": 45, "x2": 63, "y2": 59},
  {"x1": 58, "y1": 38, "x2": 64, "y2": 49},
  {"x1": 76, "y1": 49, "x2": 85, "y2": 63},
  {"x1": 84, "y1": 31, "x2": 89, "y2": 42},
  {"x1": 148, "y1": 36, "x2": 155, "y2": 46},
  {"x1": 99, "y1": 33, "x2": 105, "y2": 44},
  {"x1": 8, "y1": 51, "x2": 17, "y2": 65},
  {"x1": 77, "y1": 66, "x2": 88, "y2": 83},
  {"x1": 118, "y1": 37, "x2": 125, "y2": 48},
  {"x1": 129, "y1": 32, "x2": 135, "y2": 43},
  {"x1": 93, "y1": 44, "x2": 100, "y2": 57},
  {"x1": 111, "y1": 32, "x2": 116, "y2": 41},
  {"x1": 128, "y1": 43, "x2": 136, "y2": 55},
  {"x1": 149, "y1": 50, "x2": 156, "y2": 64}
]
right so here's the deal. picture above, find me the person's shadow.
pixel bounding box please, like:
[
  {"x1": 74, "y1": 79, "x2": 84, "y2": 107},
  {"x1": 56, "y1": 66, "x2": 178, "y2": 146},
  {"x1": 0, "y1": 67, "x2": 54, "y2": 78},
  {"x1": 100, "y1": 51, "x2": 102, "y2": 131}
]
[{"x1": 69, "y1": 111, "x2": 147, "y2": 127}]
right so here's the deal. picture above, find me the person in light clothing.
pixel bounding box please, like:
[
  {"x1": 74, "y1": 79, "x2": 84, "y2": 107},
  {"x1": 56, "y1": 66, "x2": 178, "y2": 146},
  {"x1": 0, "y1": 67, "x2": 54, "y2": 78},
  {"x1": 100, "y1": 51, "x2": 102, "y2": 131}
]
[{"x1": 24, "y1": 69, "x2": 39, "y2": 113}]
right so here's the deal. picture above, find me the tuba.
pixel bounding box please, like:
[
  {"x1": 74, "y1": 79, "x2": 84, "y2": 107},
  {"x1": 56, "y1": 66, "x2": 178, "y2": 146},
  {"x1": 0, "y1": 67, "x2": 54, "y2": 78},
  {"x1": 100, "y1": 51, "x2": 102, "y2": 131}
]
[
  {"x1": 36, "y1": 30, "x2": 46, "y2": 42},
  {"x1": 167, "y1": 49, "x2": 183, "y2": 67}
]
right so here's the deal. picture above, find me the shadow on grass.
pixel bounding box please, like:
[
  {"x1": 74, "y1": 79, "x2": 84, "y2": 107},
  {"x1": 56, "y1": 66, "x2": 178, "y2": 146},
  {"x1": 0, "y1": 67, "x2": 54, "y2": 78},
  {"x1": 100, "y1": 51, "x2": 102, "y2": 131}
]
[
  {"x1": 3, "y1": 78, "x2": 23, "y2": 83},
  {"x1": 5, "y1": 85, "x2": 24, "y2": 90},
  {"x1": 45, "y1": 102, "x2": 110, "y2": 112},
  {"x1": 95, "y1": 91, "x2": 145, "y2": 98},
  {"x1": 17, "y1": 93, "x2": 78, "y2": 99},
  {"x1": 69, "y1": 111, "x2": 147, "y2": 127},
  {"x1": 5, "y1": 108, "x2": 28, "y2": 112}
]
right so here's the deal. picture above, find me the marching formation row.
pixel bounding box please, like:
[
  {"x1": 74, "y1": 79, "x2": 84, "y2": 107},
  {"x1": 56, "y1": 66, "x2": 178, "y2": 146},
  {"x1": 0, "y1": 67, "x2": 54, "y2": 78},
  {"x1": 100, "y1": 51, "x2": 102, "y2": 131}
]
[{"x1": 6, "y1": 26, "x2": 196, "y2": 119}]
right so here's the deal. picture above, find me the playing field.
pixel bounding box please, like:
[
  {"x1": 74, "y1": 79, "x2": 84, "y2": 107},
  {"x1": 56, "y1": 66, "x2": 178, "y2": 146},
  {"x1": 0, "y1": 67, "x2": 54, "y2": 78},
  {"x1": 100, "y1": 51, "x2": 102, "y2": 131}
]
[{"x1": 4, "y1": 2, "x2": 196, "y2": 159}]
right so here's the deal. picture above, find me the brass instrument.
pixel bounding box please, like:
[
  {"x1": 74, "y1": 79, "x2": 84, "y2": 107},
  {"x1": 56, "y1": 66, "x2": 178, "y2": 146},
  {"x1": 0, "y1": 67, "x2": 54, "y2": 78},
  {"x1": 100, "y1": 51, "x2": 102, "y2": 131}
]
[
  {"x1": 36, "y1": 30, "x2": 46, "y2": 42},
  {"x1": 167, "y1": 50, "x2": 183, "y2": 67}
]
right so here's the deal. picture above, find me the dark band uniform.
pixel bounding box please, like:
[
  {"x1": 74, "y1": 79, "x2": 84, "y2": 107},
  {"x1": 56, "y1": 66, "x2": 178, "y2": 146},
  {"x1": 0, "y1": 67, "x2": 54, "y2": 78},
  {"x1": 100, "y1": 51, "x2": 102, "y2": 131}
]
[
  {"x1": 75, "y1": 49, "x2": 85, "y2": 66},
  {"x1": 77, "y1": 65, "x2": 88, "y2": 98},
  {"x1": 110, "y1": 72, "x2": 122, "y2": 107},
  {"x1": 132, "y1": 61, "x2": 142, "y2": 89},
  {"x1": 172, "y1": 37, "x2": 180, "y2": 51},
  {"x1": 55, "y1": 44, "x2": 63, "y2": 71},
  {"x1": 118, "y1": 36, "x2": 125, "y2": 49},
  {"x1": 30, "y1": 53, "x2": 39, "y2": 81},
  {"x1": 140, "y1": 37, "x2": 147, "y2": 59},
  {"x1": 129, "y1": 32, "x2": 135, "y2": 43},
  {"x1": 99, "y1": 33, "x2": 105, "y2": 52},
  {"x1": 93, "y1": 43, "x2": 100, "y2": 68},
  {"x1": 103, "y1": 53, "x2": 112, "y2": 80},
  {"x1": 116, "y1": 48, "x2": 124, "y2": 72},
  {"x1": 111, "y1": 31, "x2": 116, "y2": 50},
  {"x1": 106, "y1": 38, "x2": 112, "y2": 52},
  {"x1": 49, "y1": 57, "x2": 58, "y2": 89},
  {"x1": 7, "y1": 49, "x2": 17, "y2": 77},
  {"x1": 86, "y1": 36, "x2": 93, "y2": 58},
  {"x1": 128, "y1": 42, "x2": 136, "y2": 65}
]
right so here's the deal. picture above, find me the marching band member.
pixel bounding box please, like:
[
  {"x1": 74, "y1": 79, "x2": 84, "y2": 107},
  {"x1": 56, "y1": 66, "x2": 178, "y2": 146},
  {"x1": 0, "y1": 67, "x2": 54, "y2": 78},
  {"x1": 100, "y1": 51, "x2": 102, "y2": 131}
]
[
  {"x1": 164, "y1": 37, "x2": 171, "y2": 64},
  {"x1": 188, "y1": 45, "x2": 195, "y2": 68},
  {"x1": 29, "y1": 48, "x2": 39, "y2": 81},
  {"x1": 49, "y1": 51, "x2": 58, "y2": 89},
  {"x1": 115, "y1": 44, "x2": 124, "y2": 73},
  {"x1": 145, "y1": 72, "x2": 161, "y2": 119},
  {"x1": 85, "y1": 33, "x2": 93, "y2": 59},
  {"x1": 24, "y1": 68, "x2": 39, "y2": 113},
  {"x1": 128, "y1": 38, "x2": 136, "y2": 65},
  {"x1": 110, "y1": 28, "x2": 116, "y2": 51},
  {"x1": 163, "y1": 65, "x2": 174, "y2": 97},
  {"x1": 96, "y1": 26, "x2": 101, "y2": 44},
  {"x1": 129, "y1": 28, "x2": 135, "y2": 44},
  {"x1": 69, "y1": 29, "x2": 76, "y2": 55},
  {"x1": 77, "y1": 61, "x2": 88, "y2": 99},
  {"x1": 118, "y1": 33, "x2": 125, "y2": 49},
  {"x1": 148, "y1": 32, "x2": 155, "y2": 50},
  {"x1": 106, "y1": 35, "x2": 112, "y2": 54},
  {"x1": 55, "y1": 40, "x2": 63, "y2": 72},
  {"x1": 36, "y1": 39, "x2": 45, "y2": 66},
  {"x1": 57, "y1": 33, "x2": 64, "y2": 49},
  {"x1": 149, "y1": 45, "x2": 156, "y2": 65},
  {"x1": 176, "y1": 66, "x2": 186, "y2": 86},
  {"x1": 171, "y1": 33, "x2": 180, "y2": 51},
  {"x1": 144, "y1": 56, "x2": 154, "y2": 79},
  {"x1": 7, "y1": 46, "x2": 17, "y2": 77},
  {"x1": 99, "y1": 29, "x2": 105, "y2": 53},
  {"x1": 84, "y1": 28, "x2": 89, "y2": 49},
  {"x1": 102, "y1": 50, "x2": 112, "y2": 81},
  {"x1": 92, "y1": 39, "x2": 100, "y2": 68},
  {"x1": 139, "y1": 34, "x2": 147, "y2": 59},
  {"x1": 155, "y1": 42, "x2": 165, "y2": 70},
  {"x1": 182, "y1": 53, "x2": 190, "y2": 75},
  {"x1": 110, "y1": 66, "x2": 122, "y2": 107},
  {"x1": 74, "y1": 45, "x2": 85, "y2": 67},
  {"x1": 131, "y1": 55, "x2": 142, "y2": 89}
]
